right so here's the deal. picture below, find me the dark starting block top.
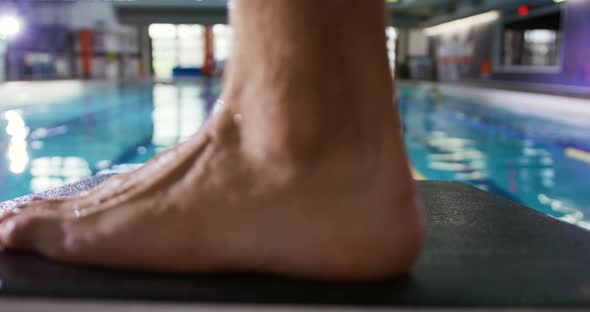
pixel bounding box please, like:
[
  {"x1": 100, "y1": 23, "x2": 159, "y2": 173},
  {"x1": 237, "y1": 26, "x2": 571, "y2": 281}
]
[{"x1": 0, "y1": 176, "x2": 588, "y2": 308}]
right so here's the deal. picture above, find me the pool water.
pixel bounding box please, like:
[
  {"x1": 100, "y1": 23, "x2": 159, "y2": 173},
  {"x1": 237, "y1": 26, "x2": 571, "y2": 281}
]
[
  {"x1": 0, "y1": 80, "x2": 588, "y2": 229},
  {"x1": 400, "y1": 85, "x2": 590, "y2": 230},
  {"x1": 0, "y1": 80, "x2": 221, "y2": 200}
]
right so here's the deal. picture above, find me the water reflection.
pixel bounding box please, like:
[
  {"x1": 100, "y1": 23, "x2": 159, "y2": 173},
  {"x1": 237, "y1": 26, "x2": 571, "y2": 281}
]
[
  {"x1": 4, "y1": 110, "x2": 30, "y2": 174},
  {"x1": 537, "y1": 193, "x2": 588, "y2": 230},
  {"x1": 0, "y1": 81, "x2": 217, "y2": 201},
  {"x1": 400, "y1": 85, "x2": 590, "y2": 230},
  {"x1": 30, "y1": 157, "x2": 92, "y2": 193},
  {"x1": 151, "y1": 83, "x2": 207, "y2": 152}
]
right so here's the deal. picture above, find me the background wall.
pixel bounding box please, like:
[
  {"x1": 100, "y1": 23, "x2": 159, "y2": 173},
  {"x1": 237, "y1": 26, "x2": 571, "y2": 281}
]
[
  {"x1": 428, "y1": 0, "x2": 590, "y2": 88},
  {"x1": 428, "y1": 15, "x2": 496, "y2": 82},
  {"x1": 493, "y1": 0, "x2": 590, "y2": 87},
  {"x1": 6, "y1": 1, "x2": 141, "y2": 81}
]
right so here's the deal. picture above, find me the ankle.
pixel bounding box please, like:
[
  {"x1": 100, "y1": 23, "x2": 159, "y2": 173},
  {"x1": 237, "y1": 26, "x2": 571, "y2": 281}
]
[{"x1": 221, "y1": 85, "x2": 397, "y2": 166}]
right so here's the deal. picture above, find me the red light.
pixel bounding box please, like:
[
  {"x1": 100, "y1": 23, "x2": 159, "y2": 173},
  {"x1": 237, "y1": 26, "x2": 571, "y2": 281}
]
[{"x1": 518, "y1": 5, "x2": 530, "y2": 16}]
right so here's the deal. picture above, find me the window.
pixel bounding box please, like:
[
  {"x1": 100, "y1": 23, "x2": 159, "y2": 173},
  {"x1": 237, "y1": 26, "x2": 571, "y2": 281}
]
[
  {"x1": 213, "y1": 24, "x2": 233, "y2": 63},
  {"x1": 149, "y1": 24, "x2": 205, "y2": 79},
  {"x1": 500, "y1": 9, "x2": 562, "y2": 70},
  {"x1": 149, "y1": 23, "x2": 234, "y2": 79}
]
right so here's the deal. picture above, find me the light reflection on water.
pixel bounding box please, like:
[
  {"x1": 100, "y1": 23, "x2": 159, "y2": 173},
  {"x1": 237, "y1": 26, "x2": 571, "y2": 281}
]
[
  {"x1": 0, "y1": 81, "x2": 219, "y2": 200},
  {"x1": 400, "y1": 86, "x2": 590, "y2": 230},
  {"x1": 0, "y1": 80, "x2": 588, "y2": 231},
  {"x1": 4, "y1": 110, "x2": 30, "y2": 174},
  {"x1": 151, "y1": 83, "x2": 207, "y2": 150},
  {"x1": 29, "y1": 157, "x2": 92, "y2": 193}
]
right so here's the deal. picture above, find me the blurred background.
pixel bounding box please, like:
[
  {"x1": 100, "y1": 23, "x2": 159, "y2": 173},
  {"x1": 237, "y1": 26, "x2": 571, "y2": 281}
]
[{"x1": 0, "y1": 0, "x2": 588, "y2": 229}]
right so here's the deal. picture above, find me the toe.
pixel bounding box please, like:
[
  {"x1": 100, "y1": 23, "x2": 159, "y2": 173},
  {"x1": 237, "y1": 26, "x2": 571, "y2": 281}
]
[
  {"x1": 17, "y1": 199, "x2": 68, "y2": 210},
  {"x1": 0, "y1": 215, "x2": 64, "y2": 255}
]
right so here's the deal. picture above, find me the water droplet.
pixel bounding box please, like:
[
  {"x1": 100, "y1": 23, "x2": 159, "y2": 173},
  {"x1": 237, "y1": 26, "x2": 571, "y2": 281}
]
[
  {"x1": 73, "y1": 210, "x2": 82, "y2": 218},
  {"x1": 212, "y1": 99, "x2": 225, "y2": 115}
]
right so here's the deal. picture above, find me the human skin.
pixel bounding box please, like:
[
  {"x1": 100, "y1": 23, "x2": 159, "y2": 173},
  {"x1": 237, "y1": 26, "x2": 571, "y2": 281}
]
[{"x1": 0, "y1": 0, "x2": 424, "y2": 281}]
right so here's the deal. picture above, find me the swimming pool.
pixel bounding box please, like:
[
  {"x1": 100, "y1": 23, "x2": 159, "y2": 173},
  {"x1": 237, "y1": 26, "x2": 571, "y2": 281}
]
[
  {"x1": 400, "y1": 83, "x2": 590, "y2": 230},
  {"x1": 0, "y1": 80, "x2": 221, "y2": 201},
  {"x1": 0, "y1": 80, "x2": 588, "y2": 229}
]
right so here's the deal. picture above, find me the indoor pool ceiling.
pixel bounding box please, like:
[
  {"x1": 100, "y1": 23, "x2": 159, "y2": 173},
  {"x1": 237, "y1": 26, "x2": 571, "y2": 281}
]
[
  {"x1": 109, "y1": 0, "x2": 564, "y2": 26},
  {"x1": 21, "y1": 0, "x2": 564, "y2": 27}
]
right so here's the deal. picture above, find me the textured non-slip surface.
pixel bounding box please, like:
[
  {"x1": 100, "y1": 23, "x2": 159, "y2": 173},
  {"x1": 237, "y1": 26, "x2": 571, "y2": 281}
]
[{"x1": 0, "y1": 176, "x2": 588, "y2": 308}]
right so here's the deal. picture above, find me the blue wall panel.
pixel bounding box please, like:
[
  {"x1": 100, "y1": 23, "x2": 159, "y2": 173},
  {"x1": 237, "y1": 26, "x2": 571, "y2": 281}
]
[
  {"x1": 493, "y1": 0, "x2": 590, "y2": 87},
  {"x1": 430, "y1": 1, "x2": 590, "y2": 88}
]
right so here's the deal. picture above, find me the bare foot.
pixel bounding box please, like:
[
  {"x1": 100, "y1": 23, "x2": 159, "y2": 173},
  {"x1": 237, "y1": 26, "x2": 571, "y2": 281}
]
[
  {"x1": 0, "y1": 0, "x2": 424, "y2": 280},
  {"x1": 0, "y1": 90, "x2": 423, "y2": 280}
]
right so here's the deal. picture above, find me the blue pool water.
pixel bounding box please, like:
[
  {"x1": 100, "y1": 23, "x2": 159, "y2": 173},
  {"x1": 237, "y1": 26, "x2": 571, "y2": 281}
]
[
  {"x1": 0, "y1": 80, "x2": 221, "y2": 200},
  {"x1": 0, "y1": 80, "x2": 588, "y2": 229},
  {"x1": 400, "y1": 85, "x2": 590, "y2": 229}
]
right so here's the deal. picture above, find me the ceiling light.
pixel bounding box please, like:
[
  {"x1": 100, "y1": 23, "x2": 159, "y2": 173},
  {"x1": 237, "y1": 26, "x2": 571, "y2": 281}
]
[
  {"x1": 0, "y1": 15, "x2": 22, "y2": 40},
  {"x1": 424, "y1": 11, "x2": 500, "y2": 37}
]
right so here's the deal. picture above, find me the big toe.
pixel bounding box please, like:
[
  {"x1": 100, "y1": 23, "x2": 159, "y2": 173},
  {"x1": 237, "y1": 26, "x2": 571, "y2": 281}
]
[{"x1": 0, "y1": 214, "x2": 66, "y2": 258}]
